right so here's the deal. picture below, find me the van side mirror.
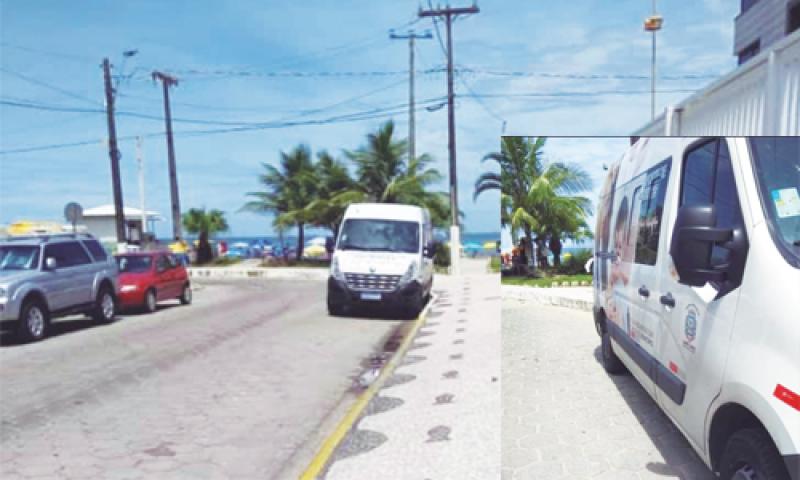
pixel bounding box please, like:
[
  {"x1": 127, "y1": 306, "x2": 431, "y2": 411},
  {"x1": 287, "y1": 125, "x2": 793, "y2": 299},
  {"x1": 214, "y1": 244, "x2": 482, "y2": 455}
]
[
  {"x1": 45, "y1": 257, "x2": 57, "y2": 270},
  {"x1": 669, "y1": 205, "x2": 732, "y2": 287}
]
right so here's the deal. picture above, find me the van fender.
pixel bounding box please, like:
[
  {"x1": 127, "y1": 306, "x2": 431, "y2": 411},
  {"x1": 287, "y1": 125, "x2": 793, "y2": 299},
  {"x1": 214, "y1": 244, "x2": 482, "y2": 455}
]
[{"x1": 706, "y1": 381, "x2": 799, "y2": 472}]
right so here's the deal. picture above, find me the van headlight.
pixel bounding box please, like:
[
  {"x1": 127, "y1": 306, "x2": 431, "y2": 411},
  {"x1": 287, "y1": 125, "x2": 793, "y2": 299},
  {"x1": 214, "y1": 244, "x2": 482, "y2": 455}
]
[
  {"x1": 331, "y1": 256, "x2": 345, "y2": 281},
  {"x1": 399, "y1": 261, "x2": 418, "y2": 286}
]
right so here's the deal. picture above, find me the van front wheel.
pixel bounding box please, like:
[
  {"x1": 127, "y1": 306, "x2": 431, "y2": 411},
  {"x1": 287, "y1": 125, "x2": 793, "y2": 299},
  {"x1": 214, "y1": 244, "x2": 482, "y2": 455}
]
[
  {"x1": 719, "y1": 428, "x2": 790, "y2": 480},
  {"x1": 600, "y1": 329, "x2": 626, "y2": 375}
]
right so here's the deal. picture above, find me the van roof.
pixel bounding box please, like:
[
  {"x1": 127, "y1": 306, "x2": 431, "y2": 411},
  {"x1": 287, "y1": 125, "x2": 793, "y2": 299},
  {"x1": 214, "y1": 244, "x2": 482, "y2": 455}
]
[{"x1": 343, "y1": 203, "x2": 426, "y2": 222}]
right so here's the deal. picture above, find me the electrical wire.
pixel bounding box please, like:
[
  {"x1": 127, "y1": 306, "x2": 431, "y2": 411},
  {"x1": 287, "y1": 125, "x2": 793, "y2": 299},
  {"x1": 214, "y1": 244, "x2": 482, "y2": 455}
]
[{"x1": 0, "y1": 66, "x2": 101, "y2": 106}]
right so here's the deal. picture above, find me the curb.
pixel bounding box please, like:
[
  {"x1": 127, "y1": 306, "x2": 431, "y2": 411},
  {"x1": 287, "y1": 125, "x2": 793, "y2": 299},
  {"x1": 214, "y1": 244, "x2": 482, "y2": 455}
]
[
  {"x1": 187, "y1": 267, "x2": 327, "y2": 281},
  {"x1": 502, "y1": 285, "x2": 593, "y2": 312},
  {"x1": 299, "y1": 294, "x2": 436, "y2": 480}
]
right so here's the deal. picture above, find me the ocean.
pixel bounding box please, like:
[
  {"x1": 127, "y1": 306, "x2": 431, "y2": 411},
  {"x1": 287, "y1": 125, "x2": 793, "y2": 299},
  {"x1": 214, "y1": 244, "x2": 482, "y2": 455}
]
[{"x1": 169, "y1": 231, "x2": 501, "y2": 248}]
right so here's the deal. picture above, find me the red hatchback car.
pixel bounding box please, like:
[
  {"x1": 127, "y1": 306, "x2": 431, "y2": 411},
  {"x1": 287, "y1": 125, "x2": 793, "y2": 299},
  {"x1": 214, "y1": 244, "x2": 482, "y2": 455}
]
[{"x1": 115, "y1": 251, "x2": 192, "y2": 312}]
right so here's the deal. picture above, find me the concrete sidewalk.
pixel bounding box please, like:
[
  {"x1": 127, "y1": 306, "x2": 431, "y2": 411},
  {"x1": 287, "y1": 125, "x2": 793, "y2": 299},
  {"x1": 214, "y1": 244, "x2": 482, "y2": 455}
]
[
  {"x1": 323, "y1": 258, "x2": 501, "y2": 479},
  {"x1": 501, "y1": 285, "x2": 593, "y2": 312}
]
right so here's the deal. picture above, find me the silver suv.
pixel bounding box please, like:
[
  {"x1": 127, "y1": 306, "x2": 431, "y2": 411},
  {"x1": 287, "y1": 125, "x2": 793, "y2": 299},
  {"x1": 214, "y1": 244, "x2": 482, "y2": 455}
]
[{"x1": 0, "y1": 234, "x2": 119, "y2": 342}]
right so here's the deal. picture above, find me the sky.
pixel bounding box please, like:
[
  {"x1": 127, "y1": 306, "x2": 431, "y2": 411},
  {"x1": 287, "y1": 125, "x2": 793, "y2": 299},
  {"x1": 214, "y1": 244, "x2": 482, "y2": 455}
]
[{"x1": 0, "y1": 0, "x2": 739, "y2": 238}]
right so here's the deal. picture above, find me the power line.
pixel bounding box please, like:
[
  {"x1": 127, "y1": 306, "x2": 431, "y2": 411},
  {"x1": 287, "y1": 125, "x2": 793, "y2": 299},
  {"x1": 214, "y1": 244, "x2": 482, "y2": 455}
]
[
  {"x1": 0, "y1": 42, "x2": 96, "y2": 63},
  {"x1": 0, "y1": 66, "x2": 101, "y2": 106}
]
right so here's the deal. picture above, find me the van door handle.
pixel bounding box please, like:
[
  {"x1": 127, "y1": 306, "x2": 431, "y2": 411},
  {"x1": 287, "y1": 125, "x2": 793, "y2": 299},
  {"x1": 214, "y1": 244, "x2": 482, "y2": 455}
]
[
  {"x1": 638, "y1": 286, "x2": 650, "y2": 298},
  {"x1": 660, "y1": 293, "x2": 676, "y2": 308}
]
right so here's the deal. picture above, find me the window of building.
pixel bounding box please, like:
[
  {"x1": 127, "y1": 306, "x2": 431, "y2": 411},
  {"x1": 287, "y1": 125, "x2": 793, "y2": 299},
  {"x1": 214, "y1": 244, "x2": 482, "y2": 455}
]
[
  {"x1": 737, "y1": 39, "x2": 761, "y2": 65},
  {"x1": 789, "y1": 1, "x2": 800, "y2": 34}
]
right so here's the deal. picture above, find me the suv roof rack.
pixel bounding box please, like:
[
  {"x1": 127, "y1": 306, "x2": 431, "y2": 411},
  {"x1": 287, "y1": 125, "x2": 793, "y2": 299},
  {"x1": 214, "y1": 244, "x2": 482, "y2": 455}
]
[{"x1": 2, "y1": 233, "x2": 96, "y2": 243}]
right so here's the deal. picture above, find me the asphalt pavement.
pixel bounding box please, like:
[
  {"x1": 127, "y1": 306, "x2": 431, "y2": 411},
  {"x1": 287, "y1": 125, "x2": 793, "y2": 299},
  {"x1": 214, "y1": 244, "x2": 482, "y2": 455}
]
[
  {"x1": 0, "y1": 278, "x2": 402, "y2": 480},
  {"x1": 502, "y1": 298, "x2": 715, "y2": 480}
]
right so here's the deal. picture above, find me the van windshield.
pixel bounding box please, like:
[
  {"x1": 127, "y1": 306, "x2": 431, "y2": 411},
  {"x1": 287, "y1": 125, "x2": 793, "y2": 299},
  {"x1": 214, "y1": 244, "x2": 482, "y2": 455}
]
[
  {"x1": 337, "y1": 219, "x2": 420, "y2": 254},
  {"x1": 750, "y1": 137, "x2": 800, "y2": 267}
]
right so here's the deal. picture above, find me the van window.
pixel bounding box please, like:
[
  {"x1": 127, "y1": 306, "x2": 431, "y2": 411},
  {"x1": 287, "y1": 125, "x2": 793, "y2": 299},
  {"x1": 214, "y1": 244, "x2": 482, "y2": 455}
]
[
  {"x1": 634, "y1": 160, "x2": 671, "y2": 265},
  {"x1": 681, "y1": 139, "x2": 744, "y2": 268},
  {"x1": 338, "y1": 219, "x2": 420, "y2": 254}
]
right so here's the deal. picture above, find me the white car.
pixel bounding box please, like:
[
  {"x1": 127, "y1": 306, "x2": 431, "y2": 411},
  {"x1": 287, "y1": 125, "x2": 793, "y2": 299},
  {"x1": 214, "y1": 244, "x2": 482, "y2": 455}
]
[
  {"x1": 593, "y1": 137, "x2": 799, "y2": 480},
  {"x1": 327, "y1": 203, "x2": 434, "y2": 318}
]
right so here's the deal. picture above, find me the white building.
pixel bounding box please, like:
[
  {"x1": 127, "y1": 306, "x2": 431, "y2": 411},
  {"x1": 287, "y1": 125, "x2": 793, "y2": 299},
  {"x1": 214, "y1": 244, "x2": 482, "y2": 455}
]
[{"x1": 82, "y1": 205, "x2": 162, "y2": 244}]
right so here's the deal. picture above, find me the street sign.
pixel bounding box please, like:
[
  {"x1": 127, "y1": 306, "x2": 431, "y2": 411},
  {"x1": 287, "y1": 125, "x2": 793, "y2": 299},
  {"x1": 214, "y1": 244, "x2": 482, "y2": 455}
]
[{"x1": 64, "y1": 202, "x2": 83, "y2": 233}]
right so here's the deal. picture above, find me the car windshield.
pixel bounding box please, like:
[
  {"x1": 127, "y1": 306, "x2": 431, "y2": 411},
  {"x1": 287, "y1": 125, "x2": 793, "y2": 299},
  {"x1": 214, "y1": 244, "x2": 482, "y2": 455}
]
[
  {"x1": 750, "y1": 137, "x2": 800, "y2": 265},
  {"x1": 337, "y1": 219, "x2": 420, "y2": 254},
  {"x1": 0, "y1": 245, "x2": 40, "y2": 271},
  {"x1": 116, "y1": 255, "x2": 153, "y2": 273}
]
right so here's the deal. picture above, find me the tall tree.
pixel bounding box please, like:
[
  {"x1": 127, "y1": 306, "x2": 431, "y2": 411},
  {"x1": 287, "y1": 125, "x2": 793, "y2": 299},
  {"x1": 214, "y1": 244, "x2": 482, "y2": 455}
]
[
  {"x1": 241, "y1": 144, "x2": 316, "y2": 260},
  {"x1": 302, "y1": 151, "x2": 356, "y2": 236},
  {"x1": 490, "y1": 137, "x2": 593, "y2": 268},
  {"x1": 337, "y1": 120, "x2": 452, "y2": 227},
  {"x1": 182, "y1": 208, "x2": 229, "y2": 264}
]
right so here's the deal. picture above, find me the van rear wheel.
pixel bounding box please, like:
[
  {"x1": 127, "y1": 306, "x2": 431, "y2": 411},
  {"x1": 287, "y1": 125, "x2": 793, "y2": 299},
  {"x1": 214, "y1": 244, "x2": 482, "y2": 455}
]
[
  {"x1": 600, "y1": 329, "x2": 626, "y2": 375},
  {"x1": 719, "y1": 428, "x2": 790, "y2": 480}
]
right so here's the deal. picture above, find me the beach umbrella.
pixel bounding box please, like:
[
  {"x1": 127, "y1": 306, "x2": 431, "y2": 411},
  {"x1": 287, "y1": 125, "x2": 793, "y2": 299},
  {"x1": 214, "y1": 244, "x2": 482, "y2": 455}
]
[
  {"x1": 308, "y1": 236, "x2": 327, "y2": 246},
  {"x1": 463, "y1": 242, "x2": 482, "y2": 252},
  {"x1": 483, "y1": 240, "x2": 498, "y2": 250},
  {"x1": 304, "y1": 244, "x2": 326, "y2": 258}
]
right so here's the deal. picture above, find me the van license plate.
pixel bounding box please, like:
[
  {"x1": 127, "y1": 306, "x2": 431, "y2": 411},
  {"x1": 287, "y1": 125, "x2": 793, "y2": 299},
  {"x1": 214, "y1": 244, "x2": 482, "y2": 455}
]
[{"x1": 360, "y1": 292, "x2": 381, "y2": 301}]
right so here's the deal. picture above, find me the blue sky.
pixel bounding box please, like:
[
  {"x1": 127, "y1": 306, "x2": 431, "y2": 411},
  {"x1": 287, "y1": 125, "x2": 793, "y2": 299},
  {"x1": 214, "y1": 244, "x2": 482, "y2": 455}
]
[{"x1": 0, "y1": 0, "x2": 739, "y2": 237}]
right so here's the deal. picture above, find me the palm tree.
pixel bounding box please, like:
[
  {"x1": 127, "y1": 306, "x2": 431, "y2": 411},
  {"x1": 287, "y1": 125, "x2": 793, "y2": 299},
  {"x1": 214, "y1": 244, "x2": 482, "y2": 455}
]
[
  {"x1": 489, "y1": 137, "x2": 593, "y2": 268},
  {"x1": 302, "y1": 151, "x2": 356, "y2": 236},
  {"x1": 241, "y1": 144, "x2": 317, "y2": 259},
  {"x1": 336, "y1": 120, "x2": 452, "y2": 227},
  {"x1": 182, "y1": 208, "x2": 229, "y2": 264}
]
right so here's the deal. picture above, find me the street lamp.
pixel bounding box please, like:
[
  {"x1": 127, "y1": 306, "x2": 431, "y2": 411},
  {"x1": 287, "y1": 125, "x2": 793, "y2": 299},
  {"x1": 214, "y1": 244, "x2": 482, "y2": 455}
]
[{"x1": 644, "y1": 1, "x2": 663, "y2": 121}]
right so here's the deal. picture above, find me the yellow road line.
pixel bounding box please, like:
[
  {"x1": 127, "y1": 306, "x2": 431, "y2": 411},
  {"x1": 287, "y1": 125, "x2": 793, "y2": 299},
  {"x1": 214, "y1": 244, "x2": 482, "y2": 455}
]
[{"x1": 299, "y1": 296, "x2": 436, "y2": 480}]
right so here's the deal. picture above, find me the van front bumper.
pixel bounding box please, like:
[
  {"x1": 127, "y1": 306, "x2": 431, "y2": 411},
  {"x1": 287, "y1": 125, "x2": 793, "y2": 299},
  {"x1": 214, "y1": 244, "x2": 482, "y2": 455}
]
[{"x1": 327, "y1": 276, "x2": 422, "y2": 310}]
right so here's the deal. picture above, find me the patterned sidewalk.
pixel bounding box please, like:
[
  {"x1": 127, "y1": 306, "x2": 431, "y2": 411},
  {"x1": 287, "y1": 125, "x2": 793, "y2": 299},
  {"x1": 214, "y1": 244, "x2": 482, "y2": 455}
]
[{"x1": 324, "y1": 259, "x2": 501, "y2": 479}]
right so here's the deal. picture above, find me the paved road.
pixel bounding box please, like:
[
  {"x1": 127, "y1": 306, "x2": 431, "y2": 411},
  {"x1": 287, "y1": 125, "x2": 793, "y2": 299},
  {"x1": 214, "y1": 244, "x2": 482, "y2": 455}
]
[
  {"x1": 0, "y1": 278, "x2": 402, "y2": 480},
  {"x1": 503, "y1": 299, "x2": 715, "y2": 480}
]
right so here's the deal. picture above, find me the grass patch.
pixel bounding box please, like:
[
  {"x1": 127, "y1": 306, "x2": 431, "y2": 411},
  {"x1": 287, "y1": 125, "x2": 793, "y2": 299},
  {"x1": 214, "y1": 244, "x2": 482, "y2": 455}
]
[
  {"x1": 488, "y1": 256, "x2": 501, "y2": 273},
  {"x1": 502, "y1": 273, "x2": 592, "y2": 288},
  {"x1": 208, "y1": 257, "x2": 242, "y2": 266}
]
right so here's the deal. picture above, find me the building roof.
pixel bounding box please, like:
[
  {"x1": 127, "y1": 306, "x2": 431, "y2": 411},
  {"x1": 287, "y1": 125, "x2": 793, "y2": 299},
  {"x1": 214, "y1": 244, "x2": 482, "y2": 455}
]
[{"x1": 83, "y1": 204, "x2": 163, "y2": 220}]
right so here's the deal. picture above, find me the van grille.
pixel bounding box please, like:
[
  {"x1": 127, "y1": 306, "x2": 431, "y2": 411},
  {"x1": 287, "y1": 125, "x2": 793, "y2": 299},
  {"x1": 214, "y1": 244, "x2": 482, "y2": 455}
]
[{"x1": 345, "y1": 273, "x2": 401, "y2": 291}]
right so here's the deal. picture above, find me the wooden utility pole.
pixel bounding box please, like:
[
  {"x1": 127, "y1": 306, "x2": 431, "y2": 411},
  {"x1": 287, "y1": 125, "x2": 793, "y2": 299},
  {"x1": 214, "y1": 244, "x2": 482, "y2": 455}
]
[
  {"x1": 389, "y1": 29, "x2": 432, "y2": 162},
  {"x1": 419, "y1": 3, "x2": 479, "y2": 275},
  {"x1": 103, "y1": 58, "x2": 127, "y2": 247},
  {"x1": 152, "y1": 71, "x2": 182, "y2": 240}
]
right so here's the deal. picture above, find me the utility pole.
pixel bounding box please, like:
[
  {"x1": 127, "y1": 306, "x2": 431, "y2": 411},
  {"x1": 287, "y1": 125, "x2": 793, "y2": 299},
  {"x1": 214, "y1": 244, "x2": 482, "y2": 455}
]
[
  {"x1": 389, "y1": 29, "x2": 432, "y2": 162},
  {"x1": 136, "y1": 136, "x2": 147, "y2": 237},
  {"x1": 419, "y1": 3, "x2": 479, "y2": 275},
  {"x1": 152, "y1": 71, "x2": 182, "y2": 241},
  {"x1": 644, "y1": 1, "x2": 663, "y2": 120},
  {"x1": 103, "y1": 58, "x2": 127, "y2": 250}
]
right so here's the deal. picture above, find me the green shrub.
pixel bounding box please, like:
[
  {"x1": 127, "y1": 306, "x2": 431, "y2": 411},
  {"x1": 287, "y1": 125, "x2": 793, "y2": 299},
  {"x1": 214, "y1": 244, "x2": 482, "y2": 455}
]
[
  {"x1": 556, "y1": 248, "x2": 593, "y2": 275},
  {"x1": 433, "y1": 242, "x2": 450, "y2": 268}
]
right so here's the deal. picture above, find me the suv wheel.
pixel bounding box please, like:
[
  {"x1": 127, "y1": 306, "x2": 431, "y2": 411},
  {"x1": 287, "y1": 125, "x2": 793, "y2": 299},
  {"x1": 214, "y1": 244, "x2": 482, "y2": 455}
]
[
  {"x1": 93, "y1": 286, "x2": 116, "y2": 324},
  {"x1": 719, "y1": 428, "x2": 790, "y2": 480},
  {"x1": 18, "y1": 299, "x2": 49, "y2": 342},
  {"x1": 144, "y1": 289, "x2": 157, "y2": 313},
  {"x1": 179, "y1": 284, "x2": 192, "y2": 305}
]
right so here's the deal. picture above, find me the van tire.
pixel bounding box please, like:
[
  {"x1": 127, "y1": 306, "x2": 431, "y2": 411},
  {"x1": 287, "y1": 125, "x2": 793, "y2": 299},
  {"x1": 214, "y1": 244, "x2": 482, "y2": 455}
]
[
  {"x1": 600, "y1": 329, "x2": 626, "y2": 375},
  {"x1": 718, "y1": 428, "x2": 790, "y2": 480},
  {"x1": 328, "y1": 301, "x2": 345, "y2": 317},
  {"x1": 17, "y1": 298, "x2": 49, "y2": 342},
  {"x1": 405, "y1": 293, "x2": 424, "y2": 320}
]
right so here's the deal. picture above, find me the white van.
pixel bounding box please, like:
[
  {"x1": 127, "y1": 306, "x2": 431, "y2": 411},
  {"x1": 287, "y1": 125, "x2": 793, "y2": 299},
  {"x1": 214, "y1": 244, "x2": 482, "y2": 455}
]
[
  {"x1": 593, "y1": 137, "x2": 799, "y2": 480},
  {"x1": 327, "y1": 203, "x2": 434, "y2": 318}
]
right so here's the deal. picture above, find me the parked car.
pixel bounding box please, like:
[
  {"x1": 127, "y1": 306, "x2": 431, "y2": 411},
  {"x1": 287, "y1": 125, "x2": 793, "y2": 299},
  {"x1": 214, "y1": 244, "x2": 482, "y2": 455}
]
[
  {"x1": 327, "y1": 203, "x2": 434, "y2": 318},
  {"x1": 0, "y1": 233, "x2": 118, "y2": 342},
  {"x1": 593, "y1": 137, "x2": 799, "y2": 480},
  {"x1": 115, "y1": 251, "x2": 192, "y2": 313}
]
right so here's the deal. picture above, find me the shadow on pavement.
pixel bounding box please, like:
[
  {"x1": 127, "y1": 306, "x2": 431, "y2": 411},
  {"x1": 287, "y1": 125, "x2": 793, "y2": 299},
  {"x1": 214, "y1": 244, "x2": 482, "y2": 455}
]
[{"x1": 591, "y1": 346, "x2": 715, "y2": 479}]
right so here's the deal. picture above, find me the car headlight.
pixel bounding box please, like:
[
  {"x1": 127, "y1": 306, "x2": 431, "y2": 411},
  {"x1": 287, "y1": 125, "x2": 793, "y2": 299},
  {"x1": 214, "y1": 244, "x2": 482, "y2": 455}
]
[
  {"x1": 399, "y1": 261, "x2": 418, "y2": 286},
  {"x1": 120, "y1": 285, "x2": 138, "y2": 293},
  {"x1": 331, "y1": 257, "x2": 345, "y2": 281}
]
